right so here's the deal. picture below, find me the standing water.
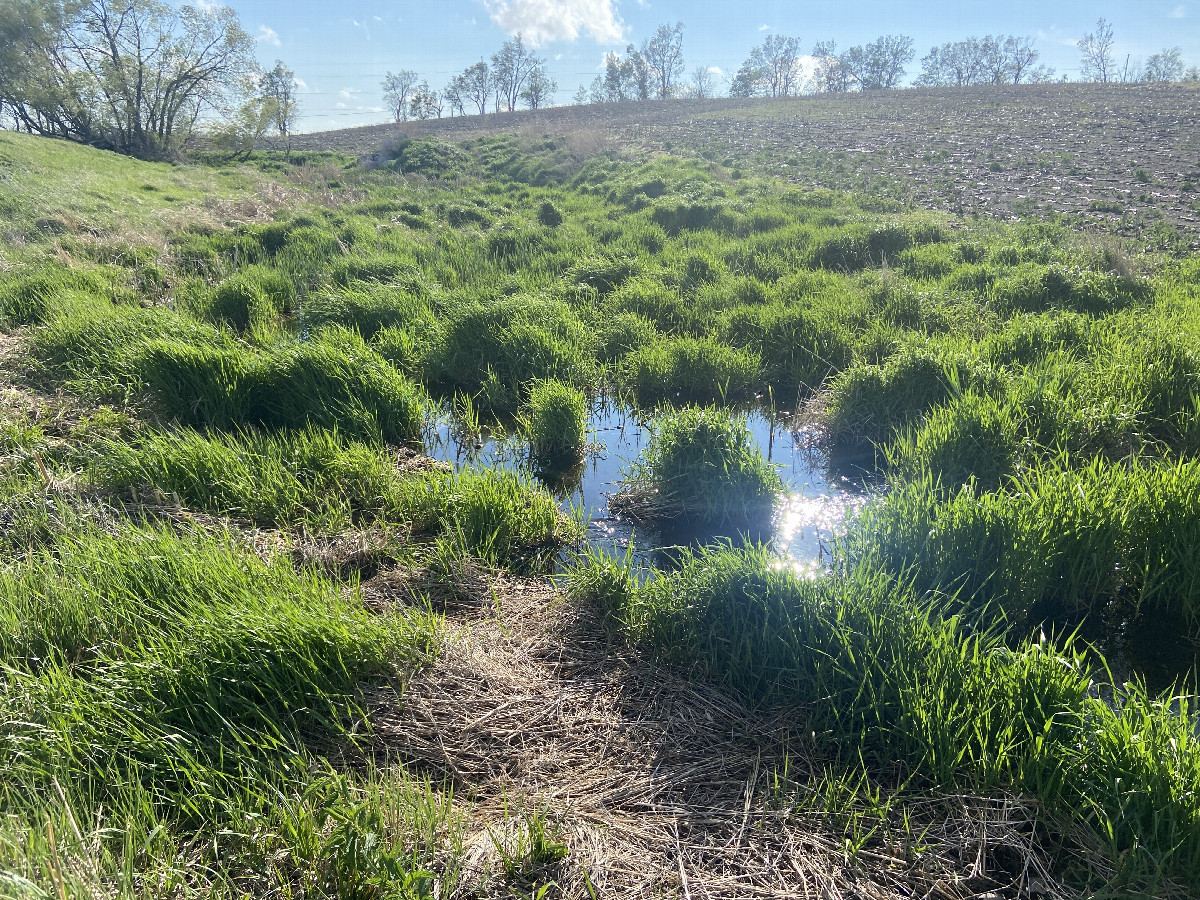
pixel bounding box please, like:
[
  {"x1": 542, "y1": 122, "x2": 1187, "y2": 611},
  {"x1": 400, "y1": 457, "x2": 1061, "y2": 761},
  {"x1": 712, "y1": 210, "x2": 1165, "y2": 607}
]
[{"x1": 425, "y1": 401, "x2": 871, "y2": 571}]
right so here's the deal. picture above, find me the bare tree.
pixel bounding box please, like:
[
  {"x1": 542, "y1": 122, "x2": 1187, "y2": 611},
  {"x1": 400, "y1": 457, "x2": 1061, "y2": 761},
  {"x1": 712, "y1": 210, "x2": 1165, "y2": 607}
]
[
  {"x1": 840, "y1": 35, "x2": 915, "y2": 90},
  {"x1": 1142, "y1": 47, "x2": 1184, "y2": 82},
  {"x1": 687, "y1": 65, "x2": 717, "y2": 99},
  {"x1": 492, "y1": 33, "x2": 538, "y2": 112},
  {"x1": 382, "y1": 69, "x2": 418, "y2": 122},
  {"x1": 0, "y1": 0, "x2": 257, "y2": 159},
  {"x1": 733, "y1": 34, "x2": 803, "y2": 96},
  {"x1": 521, "y1": 61, "x2": 556, "y2": 109},
  {"x1": 409, "y1": 81, "x2": 441, "y2": 120},
  {"x1": 810, "y1": 40, "x2": 851, "y2": 92},
  {"x1": 458, "y1": 61, "x2": 490, "y2": 115},
  {"x1": 641, "y1": 22, "x2": 685, "y2": 98},
  {"x1": 261, "y1": 60, "x2": 298, "y2": 156},
  {"x1": 1078, "y1": 18, "x2": 1116, "y2": 83}
]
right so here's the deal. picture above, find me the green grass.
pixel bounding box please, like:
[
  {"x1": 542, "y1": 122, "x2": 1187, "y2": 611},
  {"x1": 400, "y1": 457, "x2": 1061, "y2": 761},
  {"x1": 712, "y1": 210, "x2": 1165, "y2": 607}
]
[
  {"x1": 5, "y1": 128, "x2": 1200, "y2": 896},
  {"x1": 87, "y1": 426, "x2": 578, "y2": 568},
  {"x1": 571, "y1": 543, "x2": 1200, "y2": 894},
  {"x1": 0, "y1": 522, "x2": 447, "y2": 895},
  {"x1": 519, "y1": 379, "x2": 588, "y2": 466},
  {"x1": 614, "y1": 406, "x2": 783, "y2": 528}
]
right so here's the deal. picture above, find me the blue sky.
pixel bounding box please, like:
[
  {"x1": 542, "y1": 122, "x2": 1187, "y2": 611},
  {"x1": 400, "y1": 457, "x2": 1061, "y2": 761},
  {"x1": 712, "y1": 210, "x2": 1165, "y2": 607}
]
[{"x1": 228, "y1": 1, "x2": 1199, "y2": 131}]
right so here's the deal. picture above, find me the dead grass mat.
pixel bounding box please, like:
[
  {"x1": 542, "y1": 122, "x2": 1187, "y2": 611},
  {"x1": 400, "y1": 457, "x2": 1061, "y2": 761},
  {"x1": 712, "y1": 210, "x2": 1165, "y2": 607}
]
[{"x1": 365, "y1": 569, "x2": 1075, "y2": 899}]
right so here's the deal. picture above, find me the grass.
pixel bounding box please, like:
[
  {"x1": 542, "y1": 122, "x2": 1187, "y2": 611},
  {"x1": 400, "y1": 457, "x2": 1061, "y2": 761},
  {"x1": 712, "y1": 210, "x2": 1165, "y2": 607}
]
[
  {"x1": 613, "y1": 406, "x2": 783, "y2": 528},
  {"x1": 0, "y1": 521, "x2": 447, "y2": 896},
  {"x1": 87, "y1": 426, "x2": 578, "y2": 567},
  {"x1": 3, "y1": 126, "x2": 1200, "y2": 895},
  {"x1": 571, "y1": 542, "x2": 1200, "y2": 894},
  {"x1": 519, "y1": 379, "x2": 588, "y2": 467}
]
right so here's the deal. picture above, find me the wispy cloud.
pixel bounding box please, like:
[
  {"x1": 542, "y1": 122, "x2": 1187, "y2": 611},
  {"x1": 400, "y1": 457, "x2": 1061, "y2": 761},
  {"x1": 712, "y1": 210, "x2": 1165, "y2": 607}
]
[
  {"x1": 256, "y1": 25, "x2": 280, "y2": 46},
  {"x1": 483, "y1": 0, "x2": 625, "y2": 47},
  {"x1": 1169, "y1": 4, "x2": 1187, "y2": 18},
  {"x1": 339, "y1": 88, "x2": 361, "y2": 100},
  {"x1": 758, "y1": 24, "x2": 771, "y2": 32}
]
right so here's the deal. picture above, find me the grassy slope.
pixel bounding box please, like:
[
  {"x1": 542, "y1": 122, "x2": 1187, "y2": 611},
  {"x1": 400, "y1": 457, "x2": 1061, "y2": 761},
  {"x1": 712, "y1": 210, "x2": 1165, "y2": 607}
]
[{"x1": 1, "y1": 127, "x2": 1199, "y2": 896}]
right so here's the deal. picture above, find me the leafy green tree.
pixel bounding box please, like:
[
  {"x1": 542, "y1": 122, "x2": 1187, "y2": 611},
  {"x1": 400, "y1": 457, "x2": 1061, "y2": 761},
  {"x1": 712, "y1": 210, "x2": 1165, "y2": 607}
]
[
  {"x1": 641, "y1": 22, "x2": 685, "y2": 98},
  {"x1": 840, "y1": 35, "x2": 915, "y2": 90},
  {"x1": 261, "y1": 60, "x2": 298, "y2": 156},
  {"x1": 458, "y1": 61, "x2": 491, "y2": 115},
  {"x1": 810, "y1": 40, "x2": 851, "y2": 93},
  {"x1": 210, "y1": 96, "x2": 277, "y2": 160},
  {"x1": 733, "y1": 34, "x2": 802, "y2": 97},
  {"x1": 492, "y1": 34, "x2": 539, "y2": 112},
  {"x1": 409, "y1": 81, "x2": 441, "y2": 120},
  {"x1": 0, "y1": 0, "x2": 256, "y2": 159}
]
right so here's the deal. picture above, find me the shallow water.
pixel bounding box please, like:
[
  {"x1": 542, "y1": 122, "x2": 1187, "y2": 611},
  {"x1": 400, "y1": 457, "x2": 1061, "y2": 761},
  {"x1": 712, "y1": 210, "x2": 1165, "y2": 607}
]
[{"x1": 424, "y1": 401, "x2": 872, "y2": 570}]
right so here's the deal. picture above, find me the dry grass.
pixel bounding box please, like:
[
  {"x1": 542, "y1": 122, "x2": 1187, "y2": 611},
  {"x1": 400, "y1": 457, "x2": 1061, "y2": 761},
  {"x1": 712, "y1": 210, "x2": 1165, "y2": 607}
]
[{"x1": 363, "y1": 565, "x2": 1071, "y2": 898}]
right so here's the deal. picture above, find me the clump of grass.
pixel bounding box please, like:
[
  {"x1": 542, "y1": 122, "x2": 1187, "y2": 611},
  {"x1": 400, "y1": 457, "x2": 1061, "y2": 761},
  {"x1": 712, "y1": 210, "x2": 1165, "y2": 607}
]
[
  {"x1": 571, "y1": 543, "x2": 1200, "y2": 894},
  {"x1": 614, "y1": 406, "x2": 782, "y2": 528},
  {"x1": 0, "y1": 266, "x2": 128, "y2": 325},
  {"x1": 425, "y1": 296, "x2": 593, "y2": 415},
  {"x1": 251, "y1": 331, "x2": 424, "y2": 444},
  {"x1": 90, "y1": 426, "x2": 401, "y2": 527},
  {"x1": 0, "y1": 521, "x2": 445, "y2": 893},
  {"x1": 621, "y1": 335, "x2": 760, "y2": 405},
  {"x1": 519, "y1": 379, "x2": 587, "y2": 466},
  {"x1": 138, "y1": 340, "x2": 253, "y2": 428},
  {"x1": 202, "y1": 266, "x2": 295, "y2": 332},
  {"x1": 848, "y1": 455, "x2": 1200, "y2": 632},
  {"x1": 823, "y1": 346, "x2": 996, "y2": 447},
  {"x1": 87, "y1": 426, "x2": 576, "y2": 566},
  {"x1": 440, "y1": 468, "x2": 582, "y2": 571},
  {"x1": 301, "y1": 285, "x2": 436, "y2": 340},
  {"x1": 888, "y1": 391, "x2": 1020, "y2": 492},
  {"x1": 131, "y1": 328, "x2": 424, "y2": 443}
]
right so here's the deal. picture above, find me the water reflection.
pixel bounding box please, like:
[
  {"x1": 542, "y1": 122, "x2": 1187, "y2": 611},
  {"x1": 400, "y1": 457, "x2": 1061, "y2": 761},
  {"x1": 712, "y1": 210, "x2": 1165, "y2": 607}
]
[{"x1": 425, "y1": 399, "x2": 874, "y2": 570}]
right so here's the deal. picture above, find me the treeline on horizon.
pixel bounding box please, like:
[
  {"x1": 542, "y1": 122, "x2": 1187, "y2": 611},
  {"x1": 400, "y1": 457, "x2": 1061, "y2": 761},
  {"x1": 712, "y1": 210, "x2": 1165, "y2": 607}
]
[
  {"x1": 1, "y1": 1, "x2": 1198, "y2": 158},
  {"x1": 382, "y1": 17, "x2": 1200, "y2": 124}
]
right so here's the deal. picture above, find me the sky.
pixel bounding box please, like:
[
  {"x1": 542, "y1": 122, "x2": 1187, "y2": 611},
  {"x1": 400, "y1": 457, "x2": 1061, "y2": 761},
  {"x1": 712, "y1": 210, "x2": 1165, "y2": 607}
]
[{"x1": 225, "y1": 0, "x2": 1200, "y2": 131}]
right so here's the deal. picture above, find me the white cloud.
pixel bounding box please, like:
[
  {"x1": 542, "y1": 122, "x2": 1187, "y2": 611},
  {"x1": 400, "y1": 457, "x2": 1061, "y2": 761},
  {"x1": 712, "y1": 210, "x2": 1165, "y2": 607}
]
[
  {"x1": 293, "y1": 77, "x2": 309, "y2": 91},
  {"x1": 257, "y1": 25, "x2": 280, "y2": 46},
  {"x1": 339, "y1": 88, "x2": 361, "y2": 100},
  {"x1": 706, "y1": 65, "x2": 723, "y2": 76},
  {"x1": 194, "y1": 0, "x2": 221, "y2": 12},
  {"x1": 483, "y1": 0, "x2": 625, "y2": 46},
  {"x1": 336, "y1": 102, "x2": 347, "y2": 109},
  {"x1": 1169, "y1": 4, "x2": 1187, "y2": 18},
  {"x1": 758, "y1": 24, "x2": 770, "y2": 31}
]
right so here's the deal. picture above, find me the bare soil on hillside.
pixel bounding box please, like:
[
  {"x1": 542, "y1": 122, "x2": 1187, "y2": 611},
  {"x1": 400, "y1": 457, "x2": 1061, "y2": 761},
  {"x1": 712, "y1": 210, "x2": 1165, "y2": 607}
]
[{"x1": 289, "y1": 83, "x2": 1200, "y2": 248}]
